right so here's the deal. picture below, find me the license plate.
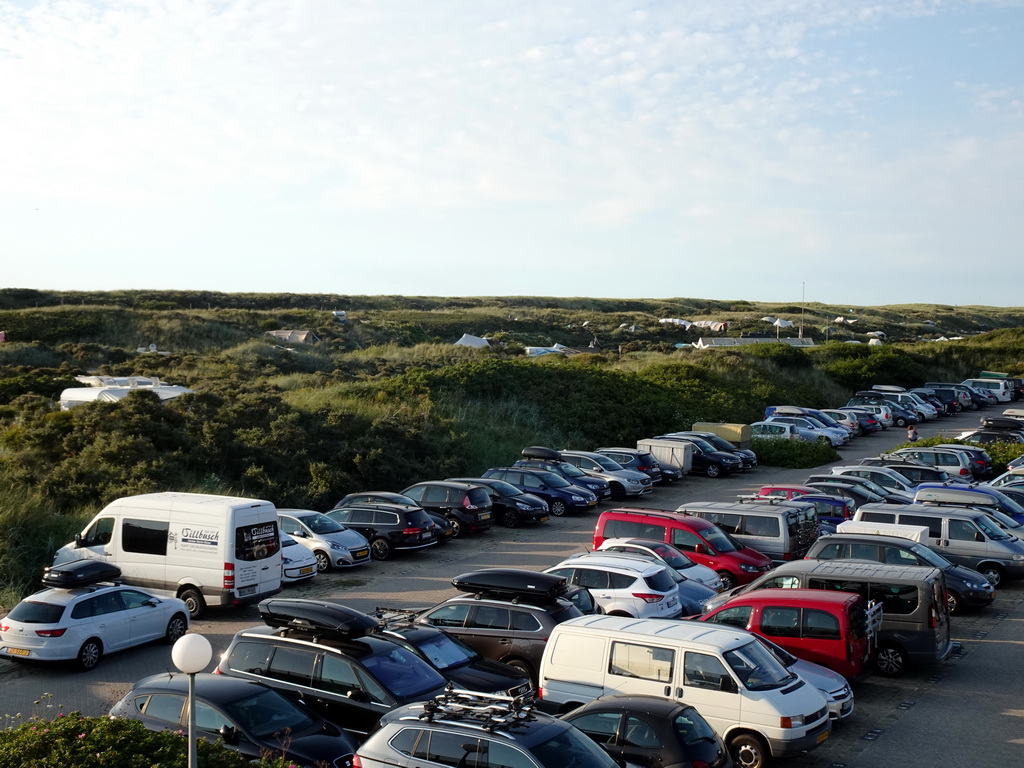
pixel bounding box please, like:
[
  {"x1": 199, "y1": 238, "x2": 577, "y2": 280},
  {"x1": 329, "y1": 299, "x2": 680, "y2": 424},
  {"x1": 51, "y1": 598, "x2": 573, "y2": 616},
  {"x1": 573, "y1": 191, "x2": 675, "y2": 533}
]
[
  {"x1": 353, "y1": 549, "x2": 369, "y2": 559},
  {"x1": 238, "y1": 585, "x2": 256, "y2": 596},
  {"x1": 5, "y1": 647, "x2": 30, "y2": 657},
  {"x1": 299, "y1": 566, "x2": 314, "y2": 575},
  {"x1": 539, "y1": 516, "x2": 549, "y2": 523},
  {"x1": 480, "y1": 513, "x2": 491, "y2": 520},
  {"x1": 587, "y1": 499, "x2": 598, "y2": 506},
  {"x1": 817, "y1": 730, "x2": 829, "y2": 744}
]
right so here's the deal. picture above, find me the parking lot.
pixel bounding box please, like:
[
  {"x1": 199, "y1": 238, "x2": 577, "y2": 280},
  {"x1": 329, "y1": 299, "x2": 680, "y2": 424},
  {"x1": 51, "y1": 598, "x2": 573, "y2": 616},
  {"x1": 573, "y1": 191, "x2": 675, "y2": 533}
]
[{"x1": 2, "y1": 407, "x2": 1022, "y2": 765}]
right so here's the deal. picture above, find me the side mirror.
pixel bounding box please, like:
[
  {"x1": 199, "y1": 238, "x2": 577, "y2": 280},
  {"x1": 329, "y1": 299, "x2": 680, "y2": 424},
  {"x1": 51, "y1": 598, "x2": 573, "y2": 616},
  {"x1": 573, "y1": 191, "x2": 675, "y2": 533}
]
[
  {"x1": 219, "y1": 725, "x2": 240, "y2": 745},
  {"x1": 719, "y1": 676, "x2": 738, "y2": 693},
  {"x1": 346, "y1": 688, "x2": 370, "y2": 703}
]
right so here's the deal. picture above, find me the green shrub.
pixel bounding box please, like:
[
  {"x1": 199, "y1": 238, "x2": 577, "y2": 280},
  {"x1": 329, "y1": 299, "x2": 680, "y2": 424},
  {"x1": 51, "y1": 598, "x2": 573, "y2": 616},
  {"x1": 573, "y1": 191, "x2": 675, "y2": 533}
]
[{"x1": 752, "y1": 437, "x2": 839, "y2": 468}]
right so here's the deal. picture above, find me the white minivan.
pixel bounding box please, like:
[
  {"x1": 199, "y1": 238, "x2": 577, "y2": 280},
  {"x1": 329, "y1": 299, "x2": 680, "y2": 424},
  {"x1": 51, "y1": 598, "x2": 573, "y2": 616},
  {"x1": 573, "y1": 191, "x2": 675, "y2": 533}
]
[
  {"x1": 54, "y1": 492, "x2": 282, "y2": 617},
  {"x1": 962, "y1": 378, "x2": 1012, "y2": 403},
  {"x1": 539, "y1": 615, "x2": 832, "y2": 768}
]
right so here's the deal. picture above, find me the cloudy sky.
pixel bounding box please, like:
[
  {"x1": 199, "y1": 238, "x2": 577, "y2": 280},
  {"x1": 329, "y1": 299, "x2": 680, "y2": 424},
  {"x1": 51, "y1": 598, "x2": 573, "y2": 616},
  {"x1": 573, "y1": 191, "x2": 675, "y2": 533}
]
[{"x1": 2, "y1": 0, "x2": 1022, "y2": 306}]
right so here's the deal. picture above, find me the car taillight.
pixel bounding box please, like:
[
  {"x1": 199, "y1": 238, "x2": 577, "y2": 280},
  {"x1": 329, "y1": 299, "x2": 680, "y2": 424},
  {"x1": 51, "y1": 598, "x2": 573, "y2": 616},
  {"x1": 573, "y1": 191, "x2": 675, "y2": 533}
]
[
  {"x1": 960, "y1": 468, "x2": 971, "y2": 476},
  {"x1": 929, "y1": 604, "x2": 938, "y2": 628},
  {"x1": 536, "y1": 686, "x2": 544, "y2": 699},
  {"x1": 637, "y1": 465, "x2": 651, "y2": 471},
  {"x1": 351, "y1": 755, "x2": 363, "y2": 768},
  {"x1": 223, "y1": 563, "x2": 235, "y2": 589},
  {"x1": 0, "y1": 624, "x2": 7, "y2": 632},
  {"x1": 36, "y1": 628, "x2": 68, "y2": 637},
  {"x1": 403, "y1": 527, "x2": 424, "y2": 535},
  {"x1": 633, "y1": 593, "x2": 664, "y2": 603}
]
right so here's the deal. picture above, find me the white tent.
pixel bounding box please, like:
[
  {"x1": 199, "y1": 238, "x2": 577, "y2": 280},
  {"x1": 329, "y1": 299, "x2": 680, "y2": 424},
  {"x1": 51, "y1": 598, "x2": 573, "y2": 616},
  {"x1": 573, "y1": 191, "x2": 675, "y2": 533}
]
[
  {"x1": 454, "y1": 333, "x2": 490, "y2": 348},
  {"x1": 59, "y1": 385, "x2": 193, "y2": 410},
  {"x1": 659, "y1": 318, "x2": 693, "y2": 329}
]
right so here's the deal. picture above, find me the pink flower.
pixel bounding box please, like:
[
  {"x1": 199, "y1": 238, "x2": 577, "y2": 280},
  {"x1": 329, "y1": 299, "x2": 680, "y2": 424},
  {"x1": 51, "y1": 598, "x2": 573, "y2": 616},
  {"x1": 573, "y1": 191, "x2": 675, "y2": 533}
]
[{"x1": 78, "y1": 733, "x2": 86, "y2": 739}]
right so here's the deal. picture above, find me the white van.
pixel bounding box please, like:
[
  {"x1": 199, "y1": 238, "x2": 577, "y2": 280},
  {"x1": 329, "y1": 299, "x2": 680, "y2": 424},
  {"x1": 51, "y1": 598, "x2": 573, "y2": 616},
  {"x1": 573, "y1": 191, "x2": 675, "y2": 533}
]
[
  {"x1": 539, "y1": 615, "x2": 832, "y2": 766},
  {"x1": 962, "y1": 378, "x2": 1012, "y2": 403},
  {"x1": 54, "y1": 492, "x2": 282, "y2": 617}
]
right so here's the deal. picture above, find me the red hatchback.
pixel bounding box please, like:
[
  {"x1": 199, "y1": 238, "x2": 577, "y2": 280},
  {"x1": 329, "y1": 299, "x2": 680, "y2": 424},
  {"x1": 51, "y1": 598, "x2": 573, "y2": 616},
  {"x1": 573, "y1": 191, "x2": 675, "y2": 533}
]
[
  {"x1": 593, "y1": 508, "x2": 773, "y2": 590},
  {"x1": 699, "y1": 588, "x2": 877, "y2": 681}
]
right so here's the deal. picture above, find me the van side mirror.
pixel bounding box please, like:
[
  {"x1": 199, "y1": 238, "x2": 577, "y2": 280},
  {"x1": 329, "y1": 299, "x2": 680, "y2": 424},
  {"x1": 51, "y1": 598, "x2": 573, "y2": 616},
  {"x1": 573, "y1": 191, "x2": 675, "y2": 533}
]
[
  {"x1": 74, "y1": 533, "x2": 83, "y2": 547},
  {"x1": 719, "y1": 676, "x2": 738, "y2": 693}
]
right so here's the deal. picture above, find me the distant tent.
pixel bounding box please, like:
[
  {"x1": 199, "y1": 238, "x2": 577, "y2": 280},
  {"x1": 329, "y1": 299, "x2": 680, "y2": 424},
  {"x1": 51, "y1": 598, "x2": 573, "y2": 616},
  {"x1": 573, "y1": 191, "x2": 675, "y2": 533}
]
[
  {"x1": 866, "y1": 331, "x2": 887, "y2": 339},
  {"x1": 332, "y1": 311, "x2": 348, "y2": 324},
  {"x1": 454, "y1": 333, "x2": 490, "y2": 348},
  {"x1": 59, "y1": 385, "x2": 193, "y2": 410},
  {"x1": 266, "y1": 330, "x2": 319, "y2": 344},
  {"x1": 659, "y1": 318, "x2": 693, "y2": 329}
]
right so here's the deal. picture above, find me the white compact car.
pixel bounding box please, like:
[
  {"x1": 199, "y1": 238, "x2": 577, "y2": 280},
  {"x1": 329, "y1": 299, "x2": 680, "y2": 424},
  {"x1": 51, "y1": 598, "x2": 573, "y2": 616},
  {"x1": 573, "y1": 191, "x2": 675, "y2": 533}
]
[
  {"x1": 544, "y1": 553, "x2": 682, "y2": 620},
  {"x1": 279, "y1": 532, "x2": 319, "y2": 583},
  {"x1": 0, "y1": 560, "x2": 189, "y2": 670},
  {"x1": 277, "y1": 509, "x2": 371, "y2": 571}
]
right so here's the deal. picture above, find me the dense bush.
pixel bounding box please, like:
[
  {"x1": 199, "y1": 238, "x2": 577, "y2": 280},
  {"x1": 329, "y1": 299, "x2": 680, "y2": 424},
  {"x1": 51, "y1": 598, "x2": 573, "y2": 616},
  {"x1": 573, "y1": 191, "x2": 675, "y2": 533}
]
[
  {"x1": 750, "y1": 437, "x2": 840, "y2": 468},
  {"x1": 0, "y1": 711, "x2": 294, "y2": 768}
]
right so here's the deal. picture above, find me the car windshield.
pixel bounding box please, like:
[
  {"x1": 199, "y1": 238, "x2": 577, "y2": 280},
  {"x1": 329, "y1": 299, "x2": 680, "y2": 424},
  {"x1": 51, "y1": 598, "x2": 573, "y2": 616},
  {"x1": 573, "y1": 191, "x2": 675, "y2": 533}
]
[
  {"x1": 556, "y1": 462, "x2": 587, "y2": 478},
  {"x1": 7, "y1": 600, "x2": 65, "y2": 623},
  {"x1": 991, "y1": 490, "x2": 1024, "y2": 518},
  {"x1": 803, "y1": 416, "x2": 827, "y2": 429},
  {"x1": 529, "y1": 724, "x2": 620, "y2": 768},
  {"x1": 753, "y1": 635, "x2": 798, "y2": 667},
  {"x1": 637, "y1": 452, "x2": 658, "y2": 465},
  {"x1": 360, "y1": 645, "x2": 447, "y2": 699},
  {"x1": 409, "y1": 631, "x2": 479, "y2": 670},
  {"x1": 702, "y1": 435, "x2": 733, "y2": 451},
  {"x1": 977, "y1": 515, "x2": 1013, "y2": 541},
  {"x1": 538, "y1": 472, "x2": 571, "y2": 488},
  {"x1": 298, "y1": 514, "x2": 346, "y2": 534},
  {"x1": 674, "y1": 707, "x2": 719, "y2": 745},
  {"x1": 684, "y1": 437, "x2": 717, "y2": 453},
  {"x1": 223, "y1": 688, "x2": 317, "y2": 738},
  {"x1": 650, "y1": 543, "x2": 695, "y2": 569},
  {"x1": 724, "y1": 640, "x2": 795, "y2": 691},
  {"x1": 908, "y1": 543, "x2": 952, "y2": 569},
  {"x1": 480, "y1": 479, "x2": 523, "y2": 497},
  {"x1": 700, "y1": 525, "x2": 739, "y2": 553},
  {"x1": 593, "y1": 455, "x2": 624, "y2": 471}
]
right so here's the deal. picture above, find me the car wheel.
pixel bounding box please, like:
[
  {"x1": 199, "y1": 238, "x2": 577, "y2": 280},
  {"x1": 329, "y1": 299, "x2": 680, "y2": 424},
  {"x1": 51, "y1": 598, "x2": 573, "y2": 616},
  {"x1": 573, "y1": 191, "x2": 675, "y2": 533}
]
[
  {"x1": 314, "y1": 550, "x2": 331, "y2": 572},
  {"x1": 164, "y1": 613, "x2": 188, "y2": 645},
  {"x1": 179, "y1": 588, "x2": 206, "y2": 619},
  {"x1": 370, "y1": 537, "x2": 392, "y2": 561},
  {"x1": 717, "y1": 571, "x2": 737, "y2": 590},
  {"x1": 705, "y1": 463, "x2": 721, "y2": 478},
  {"x1": 817, "y1": 435, "x2": 831, "y2": 445},
  {"x1": 729, "y1": 733, "x2": 769, "y2": 768},
  {"x1": 446, "y1": 516, "x2": 463, "y2": 537},
  {"x1": 895, "y1": 416, "x2": 908, "y2": 428},
  {"x1": 76, "y1": 639, "x2": 102, "y2": 671},
  {"x1": 500, "y1": 509, "x2": 520, "y2": 528},
  {"x1": 947, "y1": 591, "x2": 961, "y2": 615},
  {"x1": 980, "y1": 564, "x2": 1003, "y2": 588},
  {"x1": 610, "y1": 482, "x2": 626, "y2": 500},
  {"x1": 876, "y1": 644, "x2": 907, "y2": 677},
  {"x1": 549, "y1": 500, "x2": 567, "y2": 517}
]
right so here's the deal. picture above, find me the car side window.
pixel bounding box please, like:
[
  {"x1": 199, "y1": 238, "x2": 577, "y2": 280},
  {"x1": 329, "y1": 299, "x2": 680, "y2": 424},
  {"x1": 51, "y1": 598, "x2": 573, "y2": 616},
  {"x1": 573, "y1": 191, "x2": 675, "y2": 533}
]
[
  {"x1": 706, "y1": 605, "x2": 752, "y2": 629},
  {"x1": 575, "y1": 569, "x2": 610, "y2": 590},
  {"x1": 883, "y1": 546, "x2": 918, "y2": 565},
  {"x1": 849, "y1": 542, "x2": 881, "y2": 562},
  {"x1": 267, "y1": 646, "x2": 316, "y2": 686},
  {"x1": 521, "y1": 473, "x2": 543, "y2": 489},
  {"x1": 226, "y1": 641, "x2": 272, "y2": 674},
  {"x1": 418, "y1": 731, "x2": 483, "y2": 767},
  {"x1": 569, "y1": 711, "x2": 621, "y2": 744},
  {"x1": 510, "y1": 610, "x2": 542, "y2": 632},
  {"x1": 760, "y1": 606, "x2": 801, "y2": 638},
  {"x1": 119, "y1": 589, "x2": 155, "y2": 610},
  {"x1": 608, "y1": 572, "x2": 635, "y2": 589},
  {"x1": 487, "y1": 740, "x2": 537, "y2": 768},
  {"x1": 374, "y1": 511, "x2": 400, "y2": 526},
  {"x1": 344, "y1": 509, "x2": 373, "y2": 524},
  {"x1": 683, "y1": 652, "x2": 729, "y2": 690},
  {"x1": 140, "y1": 693, "x2": 185, "y2": 723},
  {"x1": 194, "y1": 700, "x2": 231, "y2": 732},
  {"x1": 624, "y1": 716, "x2": 660, "y2": 748},
  {"x1": 279, "y1": 516, "x2": 303, "y2": 535},
  {"x1": 318, "y1": 654, "x2": 360, "y2": 694},
  {"x1": 468, "y1": 606, "x2": 511, "y2": 631},
  {"x1": 425, "y1": 604, "x2": 471, "y2": 628},
  {"x1": 609, "y1": 641, "x2": 675, "y2": 682},
  {"x1": 421, "y1": 486, "x2": 449, "y2": 503}
]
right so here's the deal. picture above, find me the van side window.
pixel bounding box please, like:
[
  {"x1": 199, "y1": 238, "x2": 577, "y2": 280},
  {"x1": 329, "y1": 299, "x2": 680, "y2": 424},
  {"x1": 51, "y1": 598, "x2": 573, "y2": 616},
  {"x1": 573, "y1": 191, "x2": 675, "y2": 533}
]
[
  {"x1": 948, "y1": 520, "x2": 983, "y2": 542},
  {"x1": 705, "y1": 605, "x2": 752, "y2": 629},
  {"x1": 760, "y1": 606, "x2": 800, "y2": 638},
  {"x1": 603, "y1": 519, "x2": 646, "y2": 539},
  {"x1": 762, "y1": 575, "x2": 801, "y2": 589},
  {"x1": 803, "y1": 609, "x2": 841, "y2": 639},
  {"x1": 671, "y1": 529, "x2": 704, "y2": 552},
  {"x1": 810, "y1": 578, "x2": 869, "y2": 600},
  {"x1": 859, "y1": 511, "x2": 894, "y2": 524},
  {"x1": 871, "y1": 584, "x2": 919, "y2": 615},
  {"x1": 122, "y1": 519, "x2": 169, "y2": 556},
  {"x1": 609, "y1": 641, "x2": 675, "y2": 682},
  {"x1": 743, "y1": 516, "x2": 780, "y2": 537},
  {"x1": 900, "y1": 515, "x2": 942, "y2": 538},
  {"x1": 703, "y1": 512, "x2": 741, "y2": 534},
  {"x1": 82, "y1": 517, "x2": 115, "y2": 546},
  {"x1": 683, "y1": 652, "x2": 729, "y2": 690}
]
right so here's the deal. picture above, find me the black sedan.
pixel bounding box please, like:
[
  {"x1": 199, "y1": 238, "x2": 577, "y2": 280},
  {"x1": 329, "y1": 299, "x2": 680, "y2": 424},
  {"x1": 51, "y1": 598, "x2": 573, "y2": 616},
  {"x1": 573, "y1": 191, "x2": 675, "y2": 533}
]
[
  {"x1": 562, "y1": 694, "x2": 733, "y2": 768},
  {"x1": 109, "y1": 673, "x2": 357, "y2": 768}
]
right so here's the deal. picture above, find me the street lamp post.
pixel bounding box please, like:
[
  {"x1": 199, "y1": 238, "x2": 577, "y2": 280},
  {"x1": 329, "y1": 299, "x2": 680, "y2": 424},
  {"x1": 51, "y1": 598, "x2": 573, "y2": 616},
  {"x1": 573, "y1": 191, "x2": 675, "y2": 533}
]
[{"x1": 172, "y1": 634, "x2": 213, "y2": 768}]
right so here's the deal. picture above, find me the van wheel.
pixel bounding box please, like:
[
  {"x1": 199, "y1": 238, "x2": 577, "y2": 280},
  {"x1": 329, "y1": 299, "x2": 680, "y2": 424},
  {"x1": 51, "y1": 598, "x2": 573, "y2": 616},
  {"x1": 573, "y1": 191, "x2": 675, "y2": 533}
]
[
  {"x1": 705, "y1": 463, "x2": 721, "y2": 478},
  {"x1": 876, "y1": 645, "x2": 907, "y2": 677},
  {"x1": 717, "y1": 571, "x2": 737, "y2": 591},
  {"x1": 179, "y1": 588, "x2": 206, "y2": 619},
  {"x1": 549, "y1": 501, "x2": 567, "y2": 517},
  {"x1": 370, "y1": 538, "x2": 392, "y2": 561},
  {"x1": 980, "y1": 565, "x2": 1003, "y2": 588},
  {"x1": 314, "y1": 550, "x2": 331, "y2": 572},
  {"x1": 76, "y1": 639, "x2": 103, "y2": 671},
  {"x1": 164, "y1": 613, "x2": 188, "y2": 645},
  {"x1": 729, "y1": 733, "x2": 769, "y2": 768}
]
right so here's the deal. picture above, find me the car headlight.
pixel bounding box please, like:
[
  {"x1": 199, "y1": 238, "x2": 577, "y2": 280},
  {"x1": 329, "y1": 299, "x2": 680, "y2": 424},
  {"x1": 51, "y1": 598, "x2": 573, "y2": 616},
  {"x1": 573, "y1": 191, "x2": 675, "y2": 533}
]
[
  {"x1": 740, "y1": 564, "x2": 758, "y2": 573},
  {"x1": 966, "y1": 582, "x2": 986, "y2": 589},
  {"x1": 782, "y1": 714, "x2": 806, "y2": 728},
  {"x1": 516, "y1": 502, "x2": 532, "y2": 510},
  {"x1": 571, "y1": 495, "x2": 585, "y2": 502},
  {"x1": 1013, "y1": 554, "x2": 1024, "y2": 561},
  {"x1": 329, "y1": 542, "x2": 345, "y2": 550}
]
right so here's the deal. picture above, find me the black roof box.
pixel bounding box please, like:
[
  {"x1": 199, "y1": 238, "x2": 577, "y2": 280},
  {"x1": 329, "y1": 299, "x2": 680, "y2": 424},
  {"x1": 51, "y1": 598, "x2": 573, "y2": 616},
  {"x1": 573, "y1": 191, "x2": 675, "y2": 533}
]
[
  {"x1": 520, "y1": 445, "x2": 563, "y2": 461},
  {"x1": 258, "y1": 598, "x2": 379, "y2": 637},
  {"x1": 981, "y1": 417, "x2": 1024, "y2": 431},
  {"x1": 452, "y1": 569, "x2": 568, "y2": 603},
  {"x1": 42, "y1": 559, "x2": 122, "y2": 589}
]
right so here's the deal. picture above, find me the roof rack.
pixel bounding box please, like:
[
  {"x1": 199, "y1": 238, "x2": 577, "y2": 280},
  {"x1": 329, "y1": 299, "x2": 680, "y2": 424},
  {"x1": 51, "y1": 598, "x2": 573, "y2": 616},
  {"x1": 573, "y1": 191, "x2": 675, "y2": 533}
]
[
  {"x1": 412, "y1": 688, "x2": 538, "y2": 734},
  {"x1": 370, "y1": 606, "x2": 422, "y2": 625},
  {"x1": 451, "y1": 569, "x2": 569, "y2": 604},
  {"x1": 258, "y1": 598, "x2": 379, "y2": 637}
]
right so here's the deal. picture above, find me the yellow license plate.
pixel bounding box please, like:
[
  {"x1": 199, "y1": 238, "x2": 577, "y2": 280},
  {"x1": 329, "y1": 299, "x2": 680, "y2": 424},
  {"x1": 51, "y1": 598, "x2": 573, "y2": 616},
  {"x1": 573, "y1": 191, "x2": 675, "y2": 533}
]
[
  {"x1": 539, "y1": 516, "x2": 549, "y2": 523},
  {"x1": 480, "y1": 513, "x2": 491, "y2": 520},
  {"x1": 354, "y1": 549, "x2": 369, "y2": 559},
  {"x1": 5, "y1": 647, "x2": 30, "y2": 657},
  {"x1": 816, "y1": 730, "x2": 829, "y2": 744},
  {"x1": 300, "y1": 567, "x2": 314, "y2": 575}
]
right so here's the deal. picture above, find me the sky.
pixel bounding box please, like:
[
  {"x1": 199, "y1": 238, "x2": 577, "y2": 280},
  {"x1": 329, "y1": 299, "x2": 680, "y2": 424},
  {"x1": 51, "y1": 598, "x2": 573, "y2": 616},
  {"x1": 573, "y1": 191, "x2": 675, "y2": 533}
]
[{"x1": 2, "y1": 1, "x2": 1023, "y2": 307}]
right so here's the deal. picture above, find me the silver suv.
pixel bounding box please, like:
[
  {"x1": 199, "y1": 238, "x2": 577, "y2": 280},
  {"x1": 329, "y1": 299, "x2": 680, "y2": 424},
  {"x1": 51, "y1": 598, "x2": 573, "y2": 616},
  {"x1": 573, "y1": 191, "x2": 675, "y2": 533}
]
[
  {"x1": 355, "y1": 689, "x2": 626, "y2": 768},
  {"x1": 559, "y1": 450, "x2": 653, "y2": 499}
]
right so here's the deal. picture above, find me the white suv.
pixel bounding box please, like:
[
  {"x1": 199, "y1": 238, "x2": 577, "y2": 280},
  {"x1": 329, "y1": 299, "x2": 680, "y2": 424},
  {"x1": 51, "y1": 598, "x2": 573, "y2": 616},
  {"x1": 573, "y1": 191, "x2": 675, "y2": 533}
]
[{"x1": 544, "y1": 553, "x2": 681, "y2": 619}]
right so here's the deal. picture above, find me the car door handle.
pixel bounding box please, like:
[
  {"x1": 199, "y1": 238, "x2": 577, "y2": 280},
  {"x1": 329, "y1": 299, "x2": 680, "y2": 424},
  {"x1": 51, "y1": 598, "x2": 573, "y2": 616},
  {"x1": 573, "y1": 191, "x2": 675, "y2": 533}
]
[{"x1": 499, "y1": 639, "x2": 512, "y2": 645}]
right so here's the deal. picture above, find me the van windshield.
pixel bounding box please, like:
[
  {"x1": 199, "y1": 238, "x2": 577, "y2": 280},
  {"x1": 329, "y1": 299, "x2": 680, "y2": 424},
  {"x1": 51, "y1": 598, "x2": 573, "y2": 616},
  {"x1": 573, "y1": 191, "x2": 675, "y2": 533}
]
[{"x1": 724, "y1": 641, "x2": 795, "y2": 691}]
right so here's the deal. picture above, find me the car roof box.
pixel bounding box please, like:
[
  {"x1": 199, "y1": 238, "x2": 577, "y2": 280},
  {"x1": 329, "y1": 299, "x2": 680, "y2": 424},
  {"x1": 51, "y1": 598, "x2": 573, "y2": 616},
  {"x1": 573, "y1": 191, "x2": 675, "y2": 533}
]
[
  {"x1": 258, "y1": 598, "x2": 379, "y2": 637},
  {"x1": 914, "y1": 487, "x2": 998, "y2": 507},
  {"x1": 520, "y1": 445, "x2": 563, "y2": 461},
  {"x1": 1002, "y1": 408, "x2": 1024, "y2": 420},
  {"x1": 981, "y1": 417, "x2": 1024, "y2": 431},
  {"x1": 871, "y1": 385, "x2": 906, "y2": 392},
  {"x1": 42, "y1": 559, "x2": 122, "y2": 588},
  {"x1": 452, "y1": 568, "x2": 568, "y2": 603}
]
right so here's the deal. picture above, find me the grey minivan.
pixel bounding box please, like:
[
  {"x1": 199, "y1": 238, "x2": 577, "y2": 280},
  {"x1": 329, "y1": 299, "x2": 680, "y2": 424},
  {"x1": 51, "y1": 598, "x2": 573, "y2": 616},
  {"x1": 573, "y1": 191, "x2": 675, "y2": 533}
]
[{"x1": 678, "y1": 499, "x2": 821, "y2": 564}]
